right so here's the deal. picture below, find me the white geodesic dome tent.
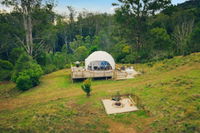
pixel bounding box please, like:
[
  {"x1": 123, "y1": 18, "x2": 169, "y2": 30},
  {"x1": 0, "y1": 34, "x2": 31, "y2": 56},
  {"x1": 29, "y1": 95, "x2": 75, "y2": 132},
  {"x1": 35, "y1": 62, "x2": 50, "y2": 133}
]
[{"x1": 85, "y1": 51, "x2": 115, "y2": 70}]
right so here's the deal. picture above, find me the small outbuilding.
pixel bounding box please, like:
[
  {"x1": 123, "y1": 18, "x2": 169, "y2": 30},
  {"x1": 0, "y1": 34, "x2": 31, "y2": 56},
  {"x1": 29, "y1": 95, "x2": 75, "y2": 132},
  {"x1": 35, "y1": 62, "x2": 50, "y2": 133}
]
[{"x1": 85, "y1": 51, "x2": 115, "y2": 71}]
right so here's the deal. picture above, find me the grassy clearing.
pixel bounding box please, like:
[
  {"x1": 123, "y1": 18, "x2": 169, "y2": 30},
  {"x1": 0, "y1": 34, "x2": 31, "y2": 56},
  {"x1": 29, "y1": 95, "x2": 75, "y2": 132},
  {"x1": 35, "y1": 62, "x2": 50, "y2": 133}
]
[{"x1": 0, "y1": 53, "x2": 200, "y2": 133}]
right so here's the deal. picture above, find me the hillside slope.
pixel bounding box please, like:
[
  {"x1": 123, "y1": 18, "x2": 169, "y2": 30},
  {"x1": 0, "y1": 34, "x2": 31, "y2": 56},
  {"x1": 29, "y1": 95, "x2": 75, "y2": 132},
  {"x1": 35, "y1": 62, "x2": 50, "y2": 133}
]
[{"x1": 0, "y1": 53, "x2": 200, "y2": 133}]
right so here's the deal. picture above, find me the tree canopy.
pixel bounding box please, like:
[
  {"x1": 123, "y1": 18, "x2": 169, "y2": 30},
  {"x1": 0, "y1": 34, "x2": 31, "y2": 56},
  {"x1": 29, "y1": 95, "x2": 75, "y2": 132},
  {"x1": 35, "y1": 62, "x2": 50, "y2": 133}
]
[{"x1": 0, "y1": 0, "x2": 200, "y2": 81}]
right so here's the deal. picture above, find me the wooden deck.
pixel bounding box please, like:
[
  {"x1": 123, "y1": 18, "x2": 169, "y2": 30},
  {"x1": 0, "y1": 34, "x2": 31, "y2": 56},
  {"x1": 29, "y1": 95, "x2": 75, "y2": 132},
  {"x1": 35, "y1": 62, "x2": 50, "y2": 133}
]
[{"x1": 71, "y1": 67, "x2": 131, "y2": 80}]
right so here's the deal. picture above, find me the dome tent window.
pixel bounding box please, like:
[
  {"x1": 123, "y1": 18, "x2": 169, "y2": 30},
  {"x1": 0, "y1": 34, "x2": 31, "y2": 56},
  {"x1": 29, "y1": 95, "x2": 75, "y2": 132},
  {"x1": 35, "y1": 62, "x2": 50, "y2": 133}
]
[
  {"x1": 85, "y1": 51, "x2": 115, "y2": 71},
  {"x1": 88, "y1": 61, "x2": 112, "y2": 70}
]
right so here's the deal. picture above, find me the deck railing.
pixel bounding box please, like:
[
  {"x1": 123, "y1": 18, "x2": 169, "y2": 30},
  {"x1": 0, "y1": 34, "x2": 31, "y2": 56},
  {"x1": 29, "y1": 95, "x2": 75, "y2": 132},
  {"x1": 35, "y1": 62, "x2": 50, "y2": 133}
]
[{"x1": 71, "y1": 67, "x2": 137, "y2": 80}]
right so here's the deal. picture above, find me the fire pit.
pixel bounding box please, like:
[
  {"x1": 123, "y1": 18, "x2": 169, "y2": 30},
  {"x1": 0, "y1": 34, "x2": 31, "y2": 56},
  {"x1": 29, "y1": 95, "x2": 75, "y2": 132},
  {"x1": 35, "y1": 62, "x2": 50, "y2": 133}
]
[
  {"x1": 102, "y1": 98, "x2": 138, "y2": 114},
  {"x1": 112, "y1": 101, "x2": 124, "y2": 108},
  {"x1": 111, "y1": 92, "x2": 124, "y2": 107}
]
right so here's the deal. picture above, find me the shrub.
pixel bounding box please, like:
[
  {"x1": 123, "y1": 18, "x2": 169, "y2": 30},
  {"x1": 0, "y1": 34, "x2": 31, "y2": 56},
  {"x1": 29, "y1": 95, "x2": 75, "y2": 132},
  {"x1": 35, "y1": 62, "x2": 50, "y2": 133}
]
[
  {"x1": 16, "y1": 65, "x2": 43, "y2": 91},
  {"x1": 123, "y1": 52, "x2": 139, "y2": 64},
  {"x1": 13, "y1": 60, "x2": 43, "y2": 91},
  {"x1": 81, "y1": 79, "x2": 92, "y2": 97},
  {"x1": 65, "y1": 64, "x2": 71, "y2": 69},
  {"x1": 43, "y1": 64, "x2": 57, "y2": 74},
  {"x1": 27, "y1": 64, "x2": 43, "y2": 86},
  {"x1": 0, "y1": 60, "x2": 13, "y2": 81},
  {"x1": 12, "y1": 54, "x2": 33, "y2": 82},
  {"x1": 37, "y1": 52, "x2": 73, "y2": 72},
  {"x1": 16, "y1": 74, "x2": 32, "y2": 91},
  {"x1": 53, "y1": 52, "x2": 69, "y2": 69}
]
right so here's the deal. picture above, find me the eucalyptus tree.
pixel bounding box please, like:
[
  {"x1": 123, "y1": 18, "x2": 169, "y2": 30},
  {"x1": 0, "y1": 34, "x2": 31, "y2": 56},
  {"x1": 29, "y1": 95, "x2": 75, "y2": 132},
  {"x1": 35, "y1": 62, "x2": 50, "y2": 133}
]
[
  {"x1": 173, "y1": 19, "x2": 194, "y2": 55},
  {"x1": 1, "y1": 0, "x2": 55, "y2": 57},
  {"x1": 113, "y1": 0, "x2": 171, "y2": 50},
  {"x1": 0, "y1": 11, "x2": 23, "y2": 60},
  {"x1": 172, "y1": 11, "x2": 195, "y2": 55},
  {"x1": 189, "y1": 23, "x2": 200, "y2": 53}
]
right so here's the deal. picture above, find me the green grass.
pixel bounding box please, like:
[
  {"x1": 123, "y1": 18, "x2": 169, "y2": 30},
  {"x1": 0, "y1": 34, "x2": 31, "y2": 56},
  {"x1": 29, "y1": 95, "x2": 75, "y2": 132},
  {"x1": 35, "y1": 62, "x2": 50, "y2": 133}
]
[{"x1": 0, "y1": 53, "x2": 200, "y2": 133}]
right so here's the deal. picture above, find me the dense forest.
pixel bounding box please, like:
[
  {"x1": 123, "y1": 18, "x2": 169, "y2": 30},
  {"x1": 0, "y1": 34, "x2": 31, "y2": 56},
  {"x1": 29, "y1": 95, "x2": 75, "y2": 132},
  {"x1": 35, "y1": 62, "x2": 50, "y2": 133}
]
[{"x1": 0, "y1": 0, "x2": 200, "y2": 90}]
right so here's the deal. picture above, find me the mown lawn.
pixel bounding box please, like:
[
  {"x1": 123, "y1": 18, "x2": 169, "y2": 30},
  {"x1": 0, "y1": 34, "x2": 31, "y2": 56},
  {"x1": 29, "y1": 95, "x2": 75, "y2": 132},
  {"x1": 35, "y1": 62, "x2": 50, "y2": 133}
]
[{"x1": 0, "y1": 53, "x2": 200, "y2": 133}]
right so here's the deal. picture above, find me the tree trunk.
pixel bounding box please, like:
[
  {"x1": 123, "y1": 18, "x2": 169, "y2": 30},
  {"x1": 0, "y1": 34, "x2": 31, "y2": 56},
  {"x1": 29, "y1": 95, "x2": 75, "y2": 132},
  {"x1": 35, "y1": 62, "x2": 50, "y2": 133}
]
[
  {"x1": 21, "y1": 2, "x2": 33, "y2": 57},
  {"x1": 87, "y1": 93, "x2": 90, "y2": 97},
  {"x1": 28, "y1": 12, "x2": 33, "y2": 56},
  {"x1": 22, "y1": 7, "x2": 30, "y2": 54}
]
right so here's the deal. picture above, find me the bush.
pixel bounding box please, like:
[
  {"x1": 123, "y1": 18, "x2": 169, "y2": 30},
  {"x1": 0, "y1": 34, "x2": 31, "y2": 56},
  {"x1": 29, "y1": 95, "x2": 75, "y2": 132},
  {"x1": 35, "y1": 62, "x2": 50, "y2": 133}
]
[
  {"x1": 0, "y1": 60, "x2": 13, "y2": 81},
  {"x1": 65, "y1": 64, "x2": 71, "y2": 69},
  {"x1": 53, "y1": 52, "x2": 69, "y2": 69},
  {"x1": 81, "y1": 79, "x2": 92, "y2": 97},
  {"x1": 16, "y1": 74, "x2": 32, "y2": 91},
  {"x1": 26, "y1": 64, "x2": 43, "y2": 86},
  {"x1": 123, "y1": 52, "x2": 139, "y2": 64},
  {"x1": 37, "y1": 52, "x2": 73, "y2": 72},
  {"x1": 13, "y1": 62, "x2": 43, "y2": 91},
  {"x1": 43, "y1": 64, "x2": 57, "y2": 74},
  {"x1": 12, "y1": 54, "x2": 33, "y2": 82}
]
